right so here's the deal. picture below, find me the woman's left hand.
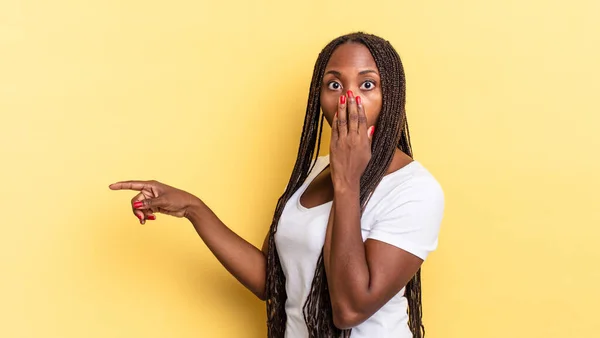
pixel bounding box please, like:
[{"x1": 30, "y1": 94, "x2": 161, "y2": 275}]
[{"x1": 330, "y1": 90, "x2": 375, "y2": 189}]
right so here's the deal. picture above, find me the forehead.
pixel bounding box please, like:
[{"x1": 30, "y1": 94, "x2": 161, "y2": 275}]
[{"x1": 325, "y1": 43, "x2": 378, "y2": 71}]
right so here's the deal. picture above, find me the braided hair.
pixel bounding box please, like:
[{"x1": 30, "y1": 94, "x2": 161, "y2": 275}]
[{"x1": 265, "y1": 32, "x2": 423, "y2": 338}]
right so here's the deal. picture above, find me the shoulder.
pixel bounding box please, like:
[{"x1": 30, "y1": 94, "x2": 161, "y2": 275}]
[
  {"x1": 374, "y1": 160, "x2": 444, "y2": 212},
  {"x1": 370, "y1": 161, "x2": 445, "y2": 230},
  {"x1": 365, "y1": 161, "x2": 445, "y2": 260}
]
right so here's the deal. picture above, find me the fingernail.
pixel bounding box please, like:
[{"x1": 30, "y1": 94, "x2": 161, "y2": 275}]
[
  {"x1": 340, "y1": 95, "x2": 346, "y2": 104},
  {"x1": 136, "y1": 214, "x2": 142, "y2": 220},
  {"x1": 133, "y1": 201, "x2": 143, "y2": 208},
  {"x1": 148, "y1": 215, "x2": 156, "y2": 220},
  {"x1": 370, "y1": 126, "x2": 375, "y2": 137},
  {"x1": 356, "y1": 96, "x2": 361, "y2": 105},
  {"x1": 346, "y1": 90, "x2": 354, "y2": 98}
]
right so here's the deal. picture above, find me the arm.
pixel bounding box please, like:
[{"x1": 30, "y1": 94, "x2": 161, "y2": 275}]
[
  {"x1": 324, "y1": 185, "x2": 424, "y2": 329},
  {"x1": 186, "y1": 199, "x2": 269, "y2": 300},
  {"x1": 325, "y1": 92, "x2": 429, "y2": 328},
  {"x1": 108, "y1": 180, "x2": 269, "y2": 301}
]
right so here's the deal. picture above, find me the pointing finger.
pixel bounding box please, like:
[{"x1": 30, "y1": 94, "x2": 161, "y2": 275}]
[{"x1": 109, "y1": 180, "x2": 154, "y2": 191}]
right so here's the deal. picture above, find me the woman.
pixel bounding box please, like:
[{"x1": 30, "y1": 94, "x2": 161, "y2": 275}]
[{"x1": 109, "y1": 32, "x2": 444, "y2": 338}]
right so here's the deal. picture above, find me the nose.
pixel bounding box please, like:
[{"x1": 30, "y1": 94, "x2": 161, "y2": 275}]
[{"x1": 343, "y1": 88, "x2": 357, "y2": 97}]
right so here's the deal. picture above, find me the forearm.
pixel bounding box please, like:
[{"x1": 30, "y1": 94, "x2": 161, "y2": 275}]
[
  {"x1": 326, "y1": 184, "x2": 371, "y2": 315},
  {"x1": 185, "y1": 199, "x2": 267, "y2": 300}
]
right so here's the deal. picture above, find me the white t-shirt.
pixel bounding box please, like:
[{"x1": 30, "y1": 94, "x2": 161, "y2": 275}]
[{"x1": 274, "y1": 154, "x2": 444, "y2": 338}]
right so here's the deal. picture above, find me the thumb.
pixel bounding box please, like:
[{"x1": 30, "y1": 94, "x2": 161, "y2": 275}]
[{"x1": 133, "y1": 197, "x2": 166, "y2": 210}]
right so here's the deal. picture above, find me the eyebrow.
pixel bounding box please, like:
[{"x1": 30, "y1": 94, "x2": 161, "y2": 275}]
[{"x1": 324, "y1": 69, "x2": 379, "y2": 76}]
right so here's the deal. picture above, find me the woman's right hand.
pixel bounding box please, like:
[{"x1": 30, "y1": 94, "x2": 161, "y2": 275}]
[
  {"x1": 109, "y1": 180, "x2": 201, "y2": 224},
  {"x1": 110, "y1": 179, "x2": 269, "y2": 300}
]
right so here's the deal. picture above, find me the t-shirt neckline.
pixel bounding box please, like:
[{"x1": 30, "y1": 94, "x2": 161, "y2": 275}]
[{"x1": 296, "y1": 154, "x2": 419, "y2": 212}]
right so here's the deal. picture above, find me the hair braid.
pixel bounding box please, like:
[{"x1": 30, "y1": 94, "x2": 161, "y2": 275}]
[{"x1": 266, "y1": 32, "x2": 424, "y2": 338}]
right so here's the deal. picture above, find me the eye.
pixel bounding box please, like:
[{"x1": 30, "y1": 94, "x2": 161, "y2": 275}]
[
  {"x1": 327, "y1": 81, "x2": 342, "y2": 90},
  {"x1": 360, "y1": 80, "x2": 376, "y2": 90}
]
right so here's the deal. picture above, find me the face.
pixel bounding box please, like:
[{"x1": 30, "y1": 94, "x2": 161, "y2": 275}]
[{"x1": 320, "y1": 42, "x2": 382, "y2": 129}]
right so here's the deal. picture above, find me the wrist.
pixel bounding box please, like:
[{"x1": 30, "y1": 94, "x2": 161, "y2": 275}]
[
  {"x1": 184, "y1": 196, "x2": 205, "y2": 221},
  {"x1": 333, "y1": 179, "x2": 360, "y2": 195}
]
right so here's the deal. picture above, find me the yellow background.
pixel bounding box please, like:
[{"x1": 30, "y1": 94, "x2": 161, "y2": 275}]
[{"x1": 1, "y1": 1, "x2": 599, "y2": 337}]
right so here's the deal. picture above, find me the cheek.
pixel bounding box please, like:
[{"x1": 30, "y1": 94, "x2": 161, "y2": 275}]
[
  {"x1": 320, "y1": 92, "x2": 338, "y2": 122},
  {"x1": 363, "y1": 95, "x2": 382, "y2": 126}
]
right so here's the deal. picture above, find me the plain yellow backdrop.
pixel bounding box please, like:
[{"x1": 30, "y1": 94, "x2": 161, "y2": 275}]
[{"x1": 1, "y1": 1, "x2": 599, "y2": 337}]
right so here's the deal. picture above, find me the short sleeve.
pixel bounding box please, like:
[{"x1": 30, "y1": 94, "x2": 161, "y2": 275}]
[{"x1": 367, "y1": 177, "x2": 445, "y2": 261}]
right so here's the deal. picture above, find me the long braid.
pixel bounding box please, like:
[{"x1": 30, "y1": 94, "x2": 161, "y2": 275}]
[
  {"x1": 266, "y1": 32, "x2": 424, "y2": 338},
  {"x1": 265, "y1": 40, "x2": 332, "y2": 337}
]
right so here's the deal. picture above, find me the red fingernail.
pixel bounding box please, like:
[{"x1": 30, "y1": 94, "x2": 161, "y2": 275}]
[
  {"x1": 136, "y1": 214, "x2": 142, "y2": 220},
  {"x1": 340, "y1": 95, "x2": 346, "y2": 104},
  {"x1": 346, "y1": 90, "x2": 354, "y2": 98},
  {"x1": 370, "y1": 126, "x2": 375, "y2": 137},
  {"x1": 148, "y1": 215, "x2": 156, "y2": 220},
  {"x1": 133, "y1": 201, "x2": 143, "y2": 208},
  {"x1": 356, "y1": 96, "x2": 361, "y2": 105}
]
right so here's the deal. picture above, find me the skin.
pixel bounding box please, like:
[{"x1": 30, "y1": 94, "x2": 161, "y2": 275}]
[
  {"x1": 109, "y1": 42, "x2": 422, "y2": 330},
  {"x1": 317, "y1": 43, "x2": 423, "y2": 329}
]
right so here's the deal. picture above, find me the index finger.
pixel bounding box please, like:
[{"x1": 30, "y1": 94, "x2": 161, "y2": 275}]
[{"x1": 109, "y1": 180, "x2": 152, "y2": 191}]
